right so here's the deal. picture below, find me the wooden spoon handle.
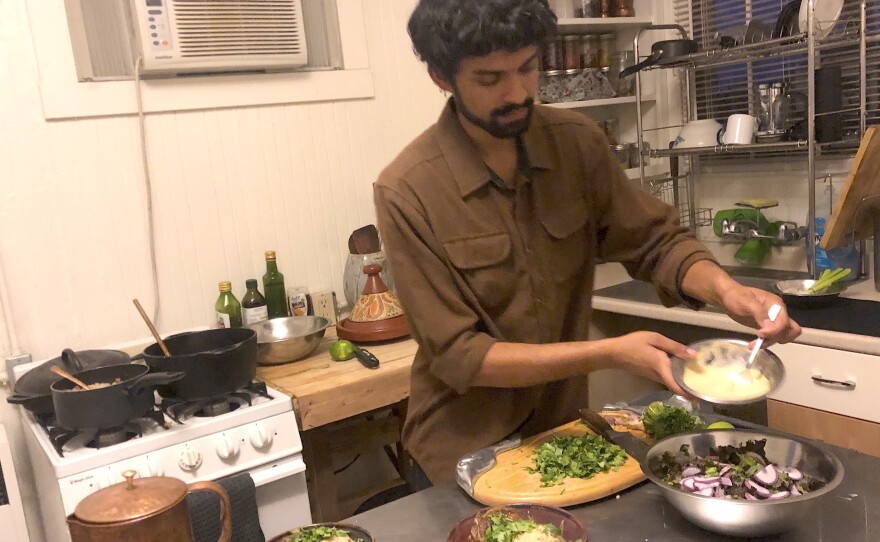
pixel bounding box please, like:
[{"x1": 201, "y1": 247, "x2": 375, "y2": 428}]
[
  {"x1": 50, "y1": 365, "x2": 92, "y2": 391},
  {"x1": 132, "y1": 299, "x2": 171, "y2": 357}
]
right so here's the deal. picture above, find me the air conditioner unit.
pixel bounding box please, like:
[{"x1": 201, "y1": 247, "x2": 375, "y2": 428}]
[{"x1": 130, "y1": 0, "x2": 308, "y2": 75}]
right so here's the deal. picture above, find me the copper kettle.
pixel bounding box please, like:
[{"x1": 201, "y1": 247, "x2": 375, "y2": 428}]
[{"x1": 67, "y1": 470, "x2": 233, "y2": 542}]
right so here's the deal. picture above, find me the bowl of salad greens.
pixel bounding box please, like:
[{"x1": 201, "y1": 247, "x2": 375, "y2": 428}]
[
  {"x1": 642, "y1": 429, "x2": 843, "y2": 537},
  {"x1": 269, "y1": 523, "x2": 373, "y2": 542},
  {"x1": 448, "y1": 504, "x2": 585, "y2": 542}
]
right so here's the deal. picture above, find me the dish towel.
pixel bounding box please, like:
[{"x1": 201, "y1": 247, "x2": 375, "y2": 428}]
[{"x1": 188, "y1": 472, "x2": 265, "y2": 542}]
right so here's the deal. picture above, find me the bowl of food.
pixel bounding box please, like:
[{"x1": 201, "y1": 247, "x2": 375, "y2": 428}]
[
  {"x1": 643, "y1": 429, "x2": 843, "y2": 537},
  {"x1": 246, "y1": 316, "x2": 331, "y2": 365},
  {"x1": 772, "y1": 279, "x2": 847, "y2": 309},
  {"x1": 269, "y1": 523, "x2": 373, "y2": 542},
  {"x1": 671, "y1": 339, "x2": 785, "y2": 405},
  {"x1": 448, "y1": 504, "x2": 585, "y2": 542}
]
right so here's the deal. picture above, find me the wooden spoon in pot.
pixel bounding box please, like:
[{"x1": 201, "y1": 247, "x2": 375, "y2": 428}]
[
  {"x1": 50, "y1": 365, "x2": 92, "y2": 391},
  {"x1": 132, "y1": 298, "x2": 171, "y2": 357}
]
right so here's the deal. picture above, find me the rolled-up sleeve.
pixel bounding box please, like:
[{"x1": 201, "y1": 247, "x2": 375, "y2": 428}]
[
  {"x1": 374, "y1": 183, "x2": 497, "y2": 394},
  {"x1": 588, "y1": 130, "x2": 716, "y2": 309}
]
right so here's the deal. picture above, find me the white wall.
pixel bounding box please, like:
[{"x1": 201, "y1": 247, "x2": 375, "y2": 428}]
[{"x1": 0, "y1": 0, "x2": 445, "y2": 362}]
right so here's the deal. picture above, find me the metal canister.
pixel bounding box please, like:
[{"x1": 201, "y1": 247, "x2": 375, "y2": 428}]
[
  {"x1": 614, "y1": 0, "x2": 636, "y2": 17},
  {"x1": 627, "y1": 142, "x2": 651, "y2": 169},
  {"x1": 611, "y1": 144, "x2": 630, "y2": 167},
  {"x1": 562, "y1": 35, "x2": 582, "y2": 70},
  {"x1": 542, "y1": 37, "x2": 562, "y2": 71}
]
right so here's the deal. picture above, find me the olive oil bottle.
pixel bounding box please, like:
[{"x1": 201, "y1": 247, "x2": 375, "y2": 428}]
[
  {"x1": 262, "y1": 251, "x2": 290, "y2": 318},
  {"x1": 214, "y1": 281, "x2": 242, "y2": 328},
  {"x1": 242, "y1": 279, "x2": 269, "y2": 325}
]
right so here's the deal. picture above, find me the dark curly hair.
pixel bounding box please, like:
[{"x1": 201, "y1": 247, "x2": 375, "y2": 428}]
[{"x1": 407, "y1": 0, "x2": 558, "y2": 80}]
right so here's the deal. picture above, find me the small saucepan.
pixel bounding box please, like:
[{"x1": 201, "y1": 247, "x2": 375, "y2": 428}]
[
  {"x1": 51, "y1": 364, "x2": 184, "y2": 430},
  {"x1": 619, "y1": 39, "x2": 699, "y2": 79}
]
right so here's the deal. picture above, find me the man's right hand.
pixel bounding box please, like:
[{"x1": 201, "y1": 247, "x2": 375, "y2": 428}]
[{"x1": 602, "y1": 331, "x2": 697, "y2": 399}]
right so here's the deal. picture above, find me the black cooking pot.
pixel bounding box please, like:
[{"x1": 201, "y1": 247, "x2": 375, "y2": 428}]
[
  {"x1": 619, "y1": 39, "x2": 699, "y2": 78},
  {"x1": 7, "y1": 349, "x2": 132, "y2": 416},
  {"x1": 140, "y1": 328, "x2": 257, "y2": 400},
  {"x1": 51, "y1": 364, "x2": 184, "y2": 430}
]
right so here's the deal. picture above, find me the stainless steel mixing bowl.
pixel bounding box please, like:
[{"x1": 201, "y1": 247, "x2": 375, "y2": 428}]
[
  {"x1": 246, "y1": 316, "x2": 331, "y2": 365},
  {"x1": 643, "y1": 429, "x2": 844, "y2": 537},
  {"x1": 671, "y1": 338, "x2": 785, "y2": 405},
  {"x1": 772, "y1": 279, "x2": 847, "y2": 309}
]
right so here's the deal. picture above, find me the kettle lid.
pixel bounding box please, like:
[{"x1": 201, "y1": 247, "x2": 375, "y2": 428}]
[{"x1": 74, "y1": 470, "x2": 188, "y2": 524}]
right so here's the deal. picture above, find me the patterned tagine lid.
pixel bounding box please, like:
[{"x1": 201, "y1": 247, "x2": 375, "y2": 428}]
[{"x1": 336, "y1": 264, "x2": 410, "y2": 342}]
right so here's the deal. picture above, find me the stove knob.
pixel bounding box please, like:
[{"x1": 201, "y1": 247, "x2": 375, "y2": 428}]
[
  {"x1": 249, "y1": 423, "x2": 273, "y2": 449},
  {"x1": 140, "y1": 458, "x2": 164, "y2": 478},
  {"x1": 215, "y1": 434, "x2": 240, "y2": 460},
  {"x1": 178, "y1": 447, "x2": 203, "y2": 472}
]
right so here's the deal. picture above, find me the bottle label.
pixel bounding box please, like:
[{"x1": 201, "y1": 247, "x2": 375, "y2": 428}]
[
  {"x1": 216, "y1": 312, "x2": 231, "y2": 329},
  {"x1": 288, "y1": 292, "x2": 309, "y2": 317},
  {"x1": 243, "y1": 305, "x2": 269, "y2": 325}
]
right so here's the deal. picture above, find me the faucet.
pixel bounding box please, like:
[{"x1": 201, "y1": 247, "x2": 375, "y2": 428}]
[{"x1": 721, "y1": 219, "x2": 806, "y2": 245}]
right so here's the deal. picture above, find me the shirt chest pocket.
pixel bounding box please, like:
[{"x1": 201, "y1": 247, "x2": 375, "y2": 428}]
[
  {"x1": 540, "y1": 200, "x2": 592, "y2": 282},
  {"x1": 444, "y1": 233, "x2": 517, "y2": 311}
]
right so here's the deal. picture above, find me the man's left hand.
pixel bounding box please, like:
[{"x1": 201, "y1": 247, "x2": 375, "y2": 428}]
[{"x1": 720, "y1": 285, "x2": 802, "y2": 345}]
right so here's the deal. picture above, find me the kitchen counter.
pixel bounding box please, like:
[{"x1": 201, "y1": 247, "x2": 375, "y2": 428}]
[
  {"x1": 346, "y1": 397, "x2": 880, "y2": 541},
  {"x1": 591, "y1": 264, "x2": 880, "y2": 357},
  {"x1": 256, "y1": 326, "x2": 417, "y2": 430}
]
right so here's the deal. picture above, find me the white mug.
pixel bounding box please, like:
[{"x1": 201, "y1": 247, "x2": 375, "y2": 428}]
[{"x1": 721, "y1": 114, "x2": 759, "y2": 145}]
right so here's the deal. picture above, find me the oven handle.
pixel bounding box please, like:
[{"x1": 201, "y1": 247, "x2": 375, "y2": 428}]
[{"x1": 248, "y1": 455, "x2": 306, "y2": 487}]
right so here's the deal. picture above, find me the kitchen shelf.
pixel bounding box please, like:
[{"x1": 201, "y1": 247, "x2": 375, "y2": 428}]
[
  {"x1": 557, "y1": 16, "x2": 653, "y2": 32},
  {"x1": 647, "y1": 139, "x2": 861, "y2": 159},
  {"x1": 545, "y1": 95, "x2": 655, "y2": 109}
]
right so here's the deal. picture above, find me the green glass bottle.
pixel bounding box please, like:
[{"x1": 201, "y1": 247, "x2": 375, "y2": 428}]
[
  {"x1": 214, "y1": 281, "x2": 242, "y2": 328},
  {"x1": 242, "y1": 279, "x2": 269, "y2": 325},
  {"x1": 262, "y1": 251, "x2": 290, "y2": 318}
]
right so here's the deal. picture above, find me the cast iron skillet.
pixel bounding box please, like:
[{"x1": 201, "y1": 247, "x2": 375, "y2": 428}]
[
  {"x1": 50, "y1": 364, "x2": 183, "y2": 430},
  {"x1": 140, "y1": 327, "x2": 258, "y2": 400},
  {"x1": 619, "y1": 39, "x2": 699, "y2": 79},
  {"x1": 6, "y1": 349, "x2": 131, "y2": 416}
]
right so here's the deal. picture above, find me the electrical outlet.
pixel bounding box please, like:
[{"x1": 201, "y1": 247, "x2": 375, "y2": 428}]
[{"x1": 310, "y1": 290, "x2": 338, "y2": 324}]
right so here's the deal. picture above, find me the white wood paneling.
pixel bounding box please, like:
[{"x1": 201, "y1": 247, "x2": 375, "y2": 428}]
[{"x1": 0, "y1": 0, "x2": 444, "y2": 360}]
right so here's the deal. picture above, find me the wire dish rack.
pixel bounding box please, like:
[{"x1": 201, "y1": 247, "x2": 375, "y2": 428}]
[{"x1": 646, "y1": 174, "x2": 713, "y2": 229}]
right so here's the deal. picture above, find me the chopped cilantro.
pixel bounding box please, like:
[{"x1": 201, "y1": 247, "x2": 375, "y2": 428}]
[
  {"x1": 641, "y1": 401, "x2": 706, "y2": 440},
  {"x1": 281, "y1": 526, "x2": 360, "y2": 542},
  {"x1": 527, "y1": 434, "x2": 628, "y2": 487}
]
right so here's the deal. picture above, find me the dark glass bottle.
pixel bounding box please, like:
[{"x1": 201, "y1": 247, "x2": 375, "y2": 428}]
[
  {"x1": 214, "y1": 281, "x2": 242, "y2": 328},
  {"x1": 242, "y1": 279, "x2": 269, "y2": 325},
  {"x1": 262, "y1": 251, "x2": 290, "y2": 318}
]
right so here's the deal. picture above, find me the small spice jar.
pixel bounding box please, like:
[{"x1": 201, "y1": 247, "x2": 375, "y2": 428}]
[
  {"x1": 612, "y1": 50, "x2": 636, "y2": 96},
  {"x1": 580, "y1": 34, "x2": 599, "y2": 69},
  {"x1": 610, "y1": 144, "x2": 630, "y2": 167},
  {"x1": 562, "y1": 35, "x2": 582, "y2": 70},
  {"x1": 599, "y1": 0, "x2": 613, "y2": 18},
  {"x1": 574, "y1": 0, "x2": 599, "y2": 18},
  {"x1": 598, "y1": 33, "x2": 616, "y2": 69},
  {"x1": 542, "y1": 37, "x2": 562, "y2": 71}
]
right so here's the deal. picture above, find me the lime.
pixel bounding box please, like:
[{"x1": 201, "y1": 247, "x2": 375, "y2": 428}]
[
  {"x1": 329, "y1": 340, "x2": 355, "y2": 361},
  {"x1": 707, "y1": 421, "x2": 735, "y2": 430}
]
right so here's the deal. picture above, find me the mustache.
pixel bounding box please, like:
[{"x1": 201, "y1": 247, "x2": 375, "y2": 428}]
[{"x1": 492, "y1": 98, "x2": 534, "y2": 118}]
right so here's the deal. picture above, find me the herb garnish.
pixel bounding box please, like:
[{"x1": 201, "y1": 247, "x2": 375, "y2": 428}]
[
  {"x1": 641, "y1": 401, "x2": 705, "y2": 440},
  {"x1": 527, "y1": 434, "x2": 628, "y2": 487},
  {"x1": 282, "y1": 526, "x2": 360, "y2": 542}
]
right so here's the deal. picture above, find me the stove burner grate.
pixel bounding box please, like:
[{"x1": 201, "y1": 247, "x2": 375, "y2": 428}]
[
  {"x1": 160, "y1": 380, "x2": 271, "y2": 423},
  {"x1": 46, "y1": 408, "x2": 168, "y2": 456}
]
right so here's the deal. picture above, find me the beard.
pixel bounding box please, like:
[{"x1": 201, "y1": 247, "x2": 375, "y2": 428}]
[{"x1": 453, "y1": 94, "x2": 535, "y2": 139}]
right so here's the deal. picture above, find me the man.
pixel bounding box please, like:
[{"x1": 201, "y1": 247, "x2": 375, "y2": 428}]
[{"x1": 374, "y1": 0, "x2": 801, "y2": 487}]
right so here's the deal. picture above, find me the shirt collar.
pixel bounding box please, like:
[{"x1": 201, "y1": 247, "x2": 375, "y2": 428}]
[{"x1": 434, "y1": 99, "x2": 554, "y2": 198}]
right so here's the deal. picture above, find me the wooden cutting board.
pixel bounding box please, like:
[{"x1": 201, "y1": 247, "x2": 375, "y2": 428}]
[
  {"x1": 471, "y1": 418, "x2": 648, "y2": 508},
  {"x1": 822, "y1": 127, "x2": 880, "y2": 249}
]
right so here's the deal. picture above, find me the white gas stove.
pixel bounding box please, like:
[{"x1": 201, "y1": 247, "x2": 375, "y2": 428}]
[{"x1": 14, "y1": 358, "x2": 312, "y2": 542}]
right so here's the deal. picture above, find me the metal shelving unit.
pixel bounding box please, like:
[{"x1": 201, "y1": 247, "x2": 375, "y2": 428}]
[{"x1": 633, "y1": 0, "x2": 873, "y2": 279}]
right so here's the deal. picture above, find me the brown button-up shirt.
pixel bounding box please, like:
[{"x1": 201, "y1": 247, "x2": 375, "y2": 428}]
[{"x1": 374, "y1": 100, "x2": 715, "y2": 484}]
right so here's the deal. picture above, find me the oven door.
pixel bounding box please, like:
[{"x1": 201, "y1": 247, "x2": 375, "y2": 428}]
[{"x1": 249, "y1": 454, "x2": 311, "y2": 539}]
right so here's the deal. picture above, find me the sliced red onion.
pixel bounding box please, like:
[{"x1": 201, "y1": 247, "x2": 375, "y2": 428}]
[
  {"x1": 720, "y1": 476, "x2": 733, "y2": 487},
  {"x1": 754, "y1": 464, "x2": 778, "y2": 486},
  {"x1": 744, "y1": 493, "x2": 759, "y2": 501},
  {"x1": 694, "y1": 481, "x2": 720, "y2": 491},
  {"x1": 784, "y1": 467, "x2": 804, "y2": 481},
  {"x1": 745, "y1": 479, "x2": 771, "y2": 498},
  {"x1": 718, "y1": 465, "x2": 732, "y2": 476},
  {"x1": 695, "y1": 487, "x2": 714, "y2": 497},
  {"x1": 681, "y1": 466, "x2": 701, "y2": 478},
  {"x1": 693, "y1": 475, "x2": 720, "y2": 484},
  {"x1": 745, "y1": 451, "x2": 767, "y2": 465},
  {"x1": 769, "y1": 491, "x2": 791, "y2": 499},
  {"x1": 790, "y1": 486, "x2": 802, "y2": 496},
  {"x1": 713, "y1": 487, "x2": 724, "y2": 498},
  {"x1": 680, "y1": 477, "x2": 697, "y2": 491}
]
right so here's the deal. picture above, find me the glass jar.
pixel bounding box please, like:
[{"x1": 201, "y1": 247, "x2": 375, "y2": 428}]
[
  {"x1": 580, "y1": 35, "x2": 599, "y2": 69},
  {"x1": 599, "y1": 118, "x2": 619, "y2": 145},
  {"x1": 574, "y1": 0, "x2": 599, "y2": 18},
  {"x1": 598, "y1": 33, "x2": 616, "y2": 69},
  {"x1": 562, "y1": 35, "x2": 581, "y2": 70},
  {"x1": 542, "y1": 37, "x2": 562, "y2": 71},
  {"x1": 599, "y1": 0, "x2": 613, "y2": 18},
  {"x1": 612, "y1": 51, "x2": 635, "y2": 96},
  {"x1": 610, "y1": 144, "x2": 630, "y2": 167},
  {"x1": 614, "y1": 0, "x2": 636, "y2": 17}
]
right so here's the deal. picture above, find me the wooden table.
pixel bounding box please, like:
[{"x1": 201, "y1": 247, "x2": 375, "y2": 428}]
[{"x1": 256, "y1": 327, "x2": 418, "y2": 521}]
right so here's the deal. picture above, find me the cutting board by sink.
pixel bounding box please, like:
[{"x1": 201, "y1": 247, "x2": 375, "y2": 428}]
[{"x1": 469, "y1": 419, "x2": 647, "y2": 507}]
